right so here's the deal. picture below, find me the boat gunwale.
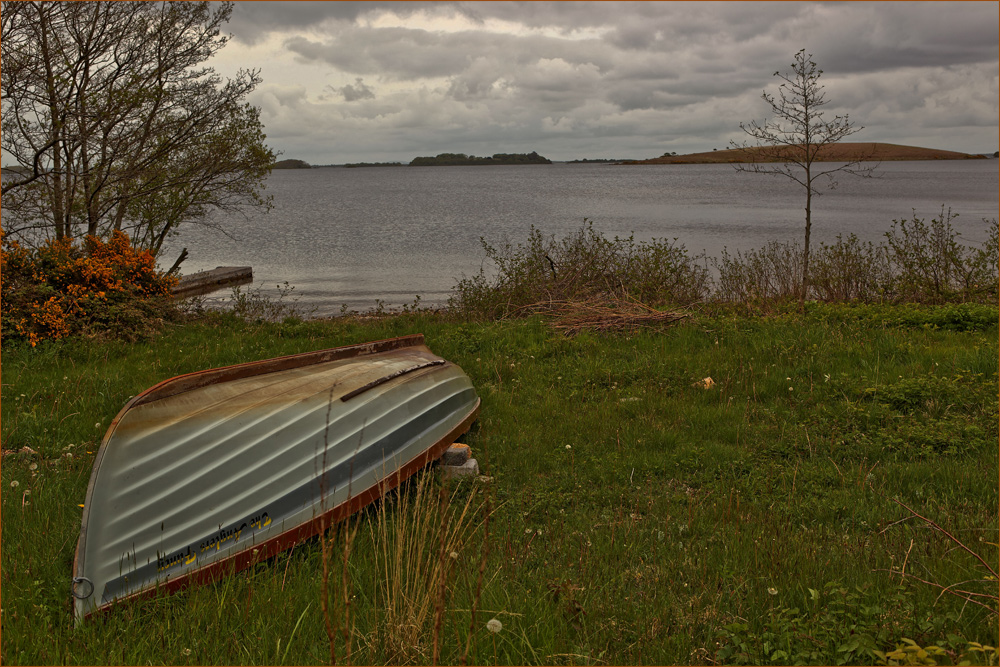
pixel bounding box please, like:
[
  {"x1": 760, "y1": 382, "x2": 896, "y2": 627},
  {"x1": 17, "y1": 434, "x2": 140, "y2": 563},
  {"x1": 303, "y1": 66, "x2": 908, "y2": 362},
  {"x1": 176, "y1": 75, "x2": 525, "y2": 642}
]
[{"x1": 131, "y1": 333, "x2": 427, "y2": 407}]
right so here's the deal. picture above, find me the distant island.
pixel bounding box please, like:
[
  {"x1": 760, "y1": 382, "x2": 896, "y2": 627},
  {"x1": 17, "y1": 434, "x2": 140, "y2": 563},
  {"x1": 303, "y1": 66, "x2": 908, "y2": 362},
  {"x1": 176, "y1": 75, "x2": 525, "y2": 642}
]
[
  {"x1": 567, "y1": 158, "x2": 637, "y2": 164},
  {"x1": 271, "y1": 159, "x2": 312, "y2": 169},
  {"x1": 623, "y1": 143, "x2": 988, "y2": 165},
  {"x1": 343, "y1": 162, "x2": 405, "y2": 168},
  {"x1": 410, "y1": 151, "x2": 551, "y2": 166}
]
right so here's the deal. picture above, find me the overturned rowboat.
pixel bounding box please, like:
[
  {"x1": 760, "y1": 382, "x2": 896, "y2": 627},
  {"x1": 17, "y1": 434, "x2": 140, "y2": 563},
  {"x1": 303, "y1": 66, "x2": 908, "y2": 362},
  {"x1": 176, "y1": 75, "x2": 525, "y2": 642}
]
[{"x1": 71, "y1": 334, "x2": 479, "y2": 622}]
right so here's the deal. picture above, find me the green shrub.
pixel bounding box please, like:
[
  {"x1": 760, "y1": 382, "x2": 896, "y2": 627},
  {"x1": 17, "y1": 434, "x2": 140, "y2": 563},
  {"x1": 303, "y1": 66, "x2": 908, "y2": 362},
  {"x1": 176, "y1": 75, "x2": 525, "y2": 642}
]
[
  {"x1": 449, "y1": 221, "x2": 710, "y2": 319},
  {"x1": 713, "y1": 240, "x2": 804, "y2": 304},
  {"x1": 884, "y1": 209, "x2": 999, "y2": 305},
  {"x1": 811, "y1": 233, "x2": 893, "y2": 302},
  {"x1": 710, "y1": 210, "x2": 998, "y2": 308}
]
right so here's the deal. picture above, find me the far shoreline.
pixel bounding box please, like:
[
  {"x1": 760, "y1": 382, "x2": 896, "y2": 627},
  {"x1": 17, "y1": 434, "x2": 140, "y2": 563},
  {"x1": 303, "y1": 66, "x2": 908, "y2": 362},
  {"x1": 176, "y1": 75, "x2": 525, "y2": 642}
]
[{"x1": 622, "y1": 142, "x2": 992, "y2": 165}]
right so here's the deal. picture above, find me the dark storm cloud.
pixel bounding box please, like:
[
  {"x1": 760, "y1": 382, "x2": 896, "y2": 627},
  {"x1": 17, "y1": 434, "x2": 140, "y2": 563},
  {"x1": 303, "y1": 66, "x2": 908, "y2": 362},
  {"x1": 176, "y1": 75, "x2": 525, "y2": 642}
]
[
  {"x1": 284, "y1": 26, "x2": 613, "y2": 81},
  {"x1": 218, "y1": 1, "x2": 998, "y2": 162},
  {"x1": 225, "y1": 2, "x2": 447, "y2": 44},
  {"x1": 339, "y1": 78, "x2": 376, "y2": 101}
]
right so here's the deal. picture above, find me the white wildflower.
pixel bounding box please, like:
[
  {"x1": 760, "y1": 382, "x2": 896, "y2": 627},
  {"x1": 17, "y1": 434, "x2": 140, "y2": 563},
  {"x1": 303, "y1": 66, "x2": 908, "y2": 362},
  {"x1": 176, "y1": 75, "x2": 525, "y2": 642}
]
[{"x1": 486, "y1": 618, "x2": 502, "y2": 634}]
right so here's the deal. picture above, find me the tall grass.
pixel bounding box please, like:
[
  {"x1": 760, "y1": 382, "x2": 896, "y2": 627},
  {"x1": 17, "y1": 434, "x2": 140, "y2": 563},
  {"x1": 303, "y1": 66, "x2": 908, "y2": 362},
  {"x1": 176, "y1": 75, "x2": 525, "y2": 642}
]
[{"x1": 361, "y1": 474, "x2": 487, "y2": 664}]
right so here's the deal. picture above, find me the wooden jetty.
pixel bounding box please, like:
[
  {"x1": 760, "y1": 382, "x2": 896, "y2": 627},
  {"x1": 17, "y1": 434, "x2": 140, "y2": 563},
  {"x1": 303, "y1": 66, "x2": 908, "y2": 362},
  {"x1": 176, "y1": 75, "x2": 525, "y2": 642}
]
[{"x1": 172, "y1": 266, "x2": 253, "y2": 298}]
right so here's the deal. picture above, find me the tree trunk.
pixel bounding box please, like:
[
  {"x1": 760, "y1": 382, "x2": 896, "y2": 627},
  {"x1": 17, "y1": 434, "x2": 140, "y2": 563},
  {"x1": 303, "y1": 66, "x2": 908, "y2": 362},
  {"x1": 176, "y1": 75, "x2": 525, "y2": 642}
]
[
  {"x1": 800, "y1": 180, "x2": 812, "y2": 313},
  {"x1": 38, "y1": 8, "x2": 66, "y2": 239}
]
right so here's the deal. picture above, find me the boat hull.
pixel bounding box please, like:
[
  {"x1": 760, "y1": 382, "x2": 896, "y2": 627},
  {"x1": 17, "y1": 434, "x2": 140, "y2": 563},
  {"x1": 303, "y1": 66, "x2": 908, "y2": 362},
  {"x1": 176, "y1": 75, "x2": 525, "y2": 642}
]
[{"x1": 72, "y1": 334, "x2": 479, "y2": 621}]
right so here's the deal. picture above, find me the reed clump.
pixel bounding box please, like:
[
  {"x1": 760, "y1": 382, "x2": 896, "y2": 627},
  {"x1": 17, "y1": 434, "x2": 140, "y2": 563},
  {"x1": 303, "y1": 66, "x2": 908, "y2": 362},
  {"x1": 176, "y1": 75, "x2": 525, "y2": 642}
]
[{"x1": 345, "y1": 474, "x2": 487, "y2": 665}]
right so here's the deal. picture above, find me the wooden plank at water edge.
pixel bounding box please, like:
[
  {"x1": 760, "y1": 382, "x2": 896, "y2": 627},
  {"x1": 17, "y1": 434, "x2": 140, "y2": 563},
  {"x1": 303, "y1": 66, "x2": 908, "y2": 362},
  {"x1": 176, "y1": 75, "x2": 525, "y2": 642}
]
[{"x1": 172, "y1": 266, "x2": 253, "y2": 298}]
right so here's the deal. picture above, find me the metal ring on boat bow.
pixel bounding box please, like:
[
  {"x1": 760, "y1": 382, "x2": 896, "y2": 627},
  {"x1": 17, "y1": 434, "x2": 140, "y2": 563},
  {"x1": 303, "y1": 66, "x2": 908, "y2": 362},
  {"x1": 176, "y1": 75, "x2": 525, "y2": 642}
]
[{"x1": 71, "y1": 576, "x2": 94, "y2": 599}]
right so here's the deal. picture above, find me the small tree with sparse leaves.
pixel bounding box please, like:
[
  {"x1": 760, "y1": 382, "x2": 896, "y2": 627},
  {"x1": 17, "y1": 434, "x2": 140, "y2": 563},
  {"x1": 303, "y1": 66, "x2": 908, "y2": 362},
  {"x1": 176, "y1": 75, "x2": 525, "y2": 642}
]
[{"x1": 732, "y1": 49, "x2": 876, "y2": 310}]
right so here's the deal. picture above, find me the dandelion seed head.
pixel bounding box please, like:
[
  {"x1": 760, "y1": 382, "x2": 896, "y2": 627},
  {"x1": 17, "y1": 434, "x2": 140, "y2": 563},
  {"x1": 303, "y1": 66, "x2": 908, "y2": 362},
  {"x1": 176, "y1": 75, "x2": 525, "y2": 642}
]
[
  {"x1": 767, "y1": 587, "x2": 778, "y2": 595},
  {"x1": 486, "y1": 618, "x2": 502, "y2": 633},
  {"x1": 10, "y1": 481, "x2": 19, "y2": 488}
]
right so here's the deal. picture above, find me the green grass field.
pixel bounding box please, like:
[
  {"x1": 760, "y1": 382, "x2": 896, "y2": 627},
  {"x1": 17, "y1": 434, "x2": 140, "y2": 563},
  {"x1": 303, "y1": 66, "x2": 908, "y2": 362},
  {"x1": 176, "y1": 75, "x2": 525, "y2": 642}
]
[{"x1": 2, "y1": 304, "x2": 997, "y2": 665}]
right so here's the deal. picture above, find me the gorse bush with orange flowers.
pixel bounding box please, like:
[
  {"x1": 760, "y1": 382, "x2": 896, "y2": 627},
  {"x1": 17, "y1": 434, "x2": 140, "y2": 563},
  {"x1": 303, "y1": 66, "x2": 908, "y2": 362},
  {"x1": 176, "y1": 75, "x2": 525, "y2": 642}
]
[{"x1": 1, "y1": 230, "x2": 179, "y2": 345}]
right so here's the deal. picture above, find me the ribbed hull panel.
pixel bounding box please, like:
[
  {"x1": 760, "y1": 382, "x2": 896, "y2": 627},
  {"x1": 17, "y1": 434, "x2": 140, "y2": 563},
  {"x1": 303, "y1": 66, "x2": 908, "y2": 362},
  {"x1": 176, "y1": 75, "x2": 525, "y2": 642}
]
[{"x1": 72, "y1": 335, "x2": 479, "y2": 621}]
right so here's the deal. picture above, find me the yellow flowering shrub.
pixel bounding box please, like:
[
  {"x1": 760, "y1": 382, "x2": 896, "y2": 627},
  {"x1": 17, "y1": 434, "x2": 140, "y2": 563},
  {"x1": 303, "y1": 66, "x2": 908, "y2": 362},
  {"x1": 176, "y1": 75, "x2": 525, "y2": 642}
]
[{"x1": 1, "y1": 230, "x2": 178, "y2": 345}]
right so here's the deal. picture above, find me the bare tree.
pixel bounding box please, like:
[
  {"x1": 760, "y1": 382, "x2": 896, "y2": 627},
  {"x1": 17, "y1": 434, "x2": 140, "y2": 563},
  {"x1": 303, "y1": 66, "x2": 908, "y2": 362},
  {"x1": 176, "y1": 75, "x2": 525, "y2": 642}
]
[
  {"x1": 1, "y1": 1, "x2": 275, "y2": 266},
  {"x1": 732, "y1": 49, "x2": 876, "y2": 310}
]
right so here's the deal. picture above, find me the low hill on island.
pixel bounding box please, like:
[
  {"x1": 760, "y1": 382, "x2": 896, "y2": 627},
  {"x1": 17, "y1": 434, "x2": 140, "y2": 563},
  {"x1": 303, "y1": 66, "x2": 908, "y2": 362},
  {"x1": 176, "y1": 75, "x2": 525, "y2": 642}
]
[
  {"x1": 410, "y1": 151, "x2": 551, "y2": 166},
  {"x1": 271, "y1": 159, "x2": 312, "y2": 169},
  {"x1": 625, "y1": 143, "x2": 987, "y2": 165}
]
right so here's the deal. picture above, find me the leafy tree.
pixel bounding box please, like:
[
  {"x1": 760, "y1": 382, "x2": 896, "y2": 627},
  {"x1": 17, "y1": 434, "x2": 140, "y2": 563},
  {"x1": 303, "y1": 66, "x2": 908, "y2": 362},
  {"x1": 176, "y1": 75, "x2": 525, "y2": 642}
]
[
  {"x1": 1, "y1": 1, "x2": 275, "y2": 267},
  {"x1": 732, "y1": 49, "x2": 876, "y2": 310}
]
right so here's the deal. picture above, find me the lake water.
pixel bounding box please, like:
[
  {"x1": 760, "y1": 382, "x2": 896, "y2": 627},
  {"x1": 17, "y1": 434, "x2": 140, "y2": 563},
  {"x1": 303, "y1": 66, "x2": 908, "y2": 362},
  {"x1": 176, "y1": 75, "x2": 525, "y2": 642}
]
[{"x1": 160, "y1": 160, "x2": 999, "y2": 316}]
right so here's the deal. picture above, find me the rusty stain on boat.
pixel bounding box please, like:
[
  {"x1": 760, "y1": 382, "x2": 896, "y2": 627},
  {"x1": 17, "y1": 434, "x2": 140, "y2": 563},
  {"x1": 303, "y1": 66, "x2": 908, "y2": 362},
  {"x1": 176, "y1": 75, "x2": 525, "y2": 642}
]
[{"x1": 71, "y1": 334, "x2": 479, "y2": 622}]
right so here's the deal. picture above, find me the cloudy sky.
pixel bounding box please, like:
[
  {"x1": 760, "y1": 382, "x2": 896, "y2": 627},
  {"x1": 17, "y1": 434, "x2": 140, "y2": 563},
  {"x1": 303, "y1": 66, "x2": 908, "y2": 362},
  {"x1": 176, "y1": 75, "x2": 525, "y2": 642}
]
[{"x1": 209, "y1": 1, "x2": 999, "y2": 164}]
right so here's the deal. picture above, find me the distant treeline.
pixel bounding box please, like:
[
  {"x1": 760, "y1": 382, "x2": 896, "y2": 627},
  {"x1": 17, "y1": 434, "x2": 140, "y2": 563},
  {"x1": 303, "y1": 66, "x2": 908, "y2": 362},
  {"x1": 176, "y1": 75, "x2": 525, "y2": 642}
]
[
  {"x1": 343, "y1": 162, "x2": 405, "y2": 168},
  {"x1": 409, "y1": 151, "x2": 551, "y2": 166}
]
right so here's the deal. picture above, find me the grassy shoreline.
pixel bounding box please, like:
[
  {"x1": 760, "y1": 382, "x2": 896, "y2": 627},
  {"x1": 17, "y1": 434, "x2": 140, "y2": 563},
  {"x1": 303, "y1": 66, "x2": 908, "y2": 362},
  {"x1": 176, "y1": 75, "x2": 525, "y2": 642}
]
[{"x1": 2, "y1": 304, "x2": 997, "y2": 665}]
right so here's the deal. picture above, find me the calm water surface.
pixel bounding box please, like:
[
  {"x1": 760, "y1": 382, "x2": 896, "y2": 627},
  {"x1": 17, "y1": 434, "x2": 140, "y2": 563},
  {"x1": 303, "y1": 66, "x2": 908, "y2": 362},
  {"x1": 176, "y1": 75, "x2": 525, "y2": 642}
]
[{"x1": 161, "y1": 161, "x2": 999, "y2": 315}]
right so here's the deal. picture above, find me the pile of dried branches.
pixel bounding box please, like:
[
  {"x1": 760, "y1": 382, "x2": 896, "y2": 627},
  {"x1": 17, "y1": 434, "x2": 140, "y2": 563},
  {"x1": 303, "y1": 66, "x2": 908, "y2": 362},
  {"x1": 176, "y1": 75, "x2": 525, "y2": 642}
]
[{"x1": 531, "y1": 295, "x2": 690, "y2": 334}]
